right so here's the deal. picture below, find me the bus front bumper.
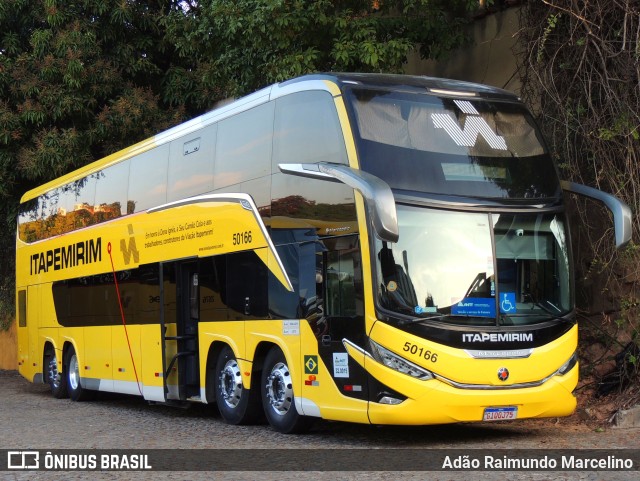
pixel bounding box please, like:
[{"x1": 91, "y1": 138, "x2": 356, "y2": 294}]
[{"x1": 366, "y1": 364, "x2": 578, "y2": 425}]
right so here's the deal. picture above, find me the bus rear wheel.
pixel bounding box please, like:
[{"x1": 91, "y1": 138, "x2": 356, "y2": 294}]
[
  {"x1": 261, "y1": 347, "x2": 313, "y2": 434},
  {"x1": 65, "y1": 347, "x2": 94, "y2": 402},
  {"x1": 214, "y1": 346, "x2": 261, "y2": 425},
  {"x1": 45, "y1": 347, "x2": 68, "y2": 399}
]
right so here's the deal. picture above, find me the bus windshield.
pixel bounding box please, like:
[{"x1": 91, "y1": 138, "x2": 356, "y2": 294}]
[
  {"x1": 346, "y1": 88, "x2": 560, "y2": 200},
  {"x1": 375, "y1": 206, "x2": 571, "y2": 326}
]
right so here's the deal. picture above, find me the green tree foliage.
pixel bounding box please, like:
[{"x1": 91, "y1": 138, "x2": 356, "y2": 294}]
[
  {"x1": 518, "y1": 1, "x2": 640, "y2": 271},
  {"x1": 164, "y1": 0, "x2": 476, "y2": 98},
  {"x1": 518, "y1": 1, "x2": 640, "y2": 398},
  {"x1": 0, "y1": 0, "x2": 199, "y2": 319},
  {"x1": 1, "y1": 0, "x2": 477, "y2": 325}
]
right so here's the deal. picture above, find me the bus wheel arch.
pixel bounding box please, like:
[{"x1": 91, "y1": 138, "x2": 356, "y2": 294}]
[
  {"x1": 211, "y1": 344, "x2": 261, "y2": 425},
  {"x1": 43, "y1": 342, "x2": 67, "y2": 399},
  {"x1": 205, "y1": 341, "x2": 226, "y2": 404},
  {"x1": 261, "y1": 346, "x2": 314, "y2": 434}
]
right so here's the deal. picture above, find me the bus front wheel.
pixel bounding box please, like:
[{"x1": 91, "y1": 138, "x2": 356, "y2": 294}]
[
  {"x1": 65, "y1": 347, "x2": 94, "y2": 402},
  {"x1": 214, "y1": 346, "x2": 261, "y2": 425},
  {"x1": 261, "y1": 347, "x2": 313, "y2": 434}
]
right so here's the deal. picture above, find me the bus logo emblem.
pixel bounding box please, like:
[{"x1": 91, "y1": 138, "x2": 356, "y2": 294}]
[
  {"x1": 431, "y1": 100, "x2": 508, "y2": 150},
  {"x1": 497, "y1": 367, "x2": 509, "y2": 381},
  {"x1": 119, "y1": 224, "x2": 140, "y2": 265}
]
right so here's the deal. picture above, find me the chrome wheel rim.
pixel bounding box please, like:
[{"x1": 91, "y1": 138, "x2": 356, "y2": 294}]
[
  {"x1": 265, "y1": 361, "x2": 293, "y2": 416},
  {"x1": 219, "y1": 359, "x2": 243, "y2": 408},
  {"x1": 68, "y1": 354, "x2": 80, "y2": 391}
]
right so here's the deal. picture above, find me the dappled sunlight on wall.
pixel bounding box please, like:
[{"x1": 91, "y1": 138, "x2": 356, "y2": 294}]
[{"x1": 0, "y1": 322, "x2": 17, "y2": 370}]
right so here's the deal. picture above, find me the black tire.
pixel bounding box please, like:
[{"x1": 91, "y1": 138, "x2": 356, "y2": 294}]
[
  {"x1": 65, "y1": 347, "x2": 94, "y2": 402},
  {"x1": 214, "y1": 346, "x2": 261, "y2": 425},
  {"x1": 45, "y1": 347, "x2": 68, "y2": 399},
  {"x1": 261, "y1": 347, "x2": 314, "y2": 434}
]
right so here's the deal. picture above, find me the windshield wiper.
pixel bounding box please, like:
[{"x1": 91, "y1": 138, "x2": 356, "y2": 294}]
[
  {"x1": 502, "y1": 300, "x2": 569, "y2": 323},
  {"x1": 400, "y1": 313, "x2": 471, "y2": 326}
]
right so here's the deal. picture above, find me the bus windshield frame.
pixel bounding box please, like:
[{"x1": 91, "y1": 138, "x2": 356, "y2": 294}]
[{"x1": 373, "y1": 204, "x2": 573, "y2": 327}]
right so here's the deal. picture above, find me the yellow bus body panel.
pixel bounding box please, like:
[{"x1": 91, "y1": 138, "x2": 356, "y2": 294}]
[
  {"x1": 366, "y1": 367, "x2": 578, "y2": 425},
  {"x1": 341, "y1": 324, "x2": 578, "y2": 425},
  {"x1": 369, "y1": 322, "x2": 578, "y2": 387}
]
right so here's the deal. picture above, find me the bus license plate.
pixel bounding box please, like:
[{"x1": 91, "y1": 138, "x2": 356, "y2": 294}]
[{"x1": 483, "y1": 406, "x2": 518, "y2": 421}]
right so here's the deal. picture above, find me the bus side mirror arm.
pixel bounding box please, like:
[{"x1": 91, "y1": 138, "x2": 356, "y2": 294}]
[
  {"x1": 561, "y1": 180, "x2": 632, "y2": 249},
  {"x1": 278, "y1": 163, "x2": 399, "y2": 243}
]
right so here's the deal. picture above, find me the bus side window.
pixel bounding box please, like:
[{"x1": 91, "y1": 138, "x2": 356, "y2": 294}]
[
  {"x1": 226, "y1": 251, "x2": 268, "y2": 320},
  {"x1": 127, "y1": 144, "x2": 170, "y2": 213},
  {"x1": 215, "y1": 103, "x2": 273, "y2": 190},
  {"x1": 272, "y1": 90, "x2": 348, "y2": 169},
  {"x1": 199, "y1": 257, "x2": 228, "y2": 322},
  {"x1": 18, "y1": 290, "x2": 26, "y2": 327}
]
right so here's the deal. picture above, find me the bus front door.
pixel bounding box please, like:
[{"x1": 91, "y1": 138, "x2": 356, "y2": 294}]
[{"x1": 161, "y1": 261, "x2": 201, "y2": 402}]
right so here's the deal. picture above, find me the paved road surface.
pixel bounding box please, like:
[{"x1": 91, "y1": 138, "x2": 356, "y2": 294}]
[{"x1": 0, "y1": 370, "x2": 637, "y2": 480}]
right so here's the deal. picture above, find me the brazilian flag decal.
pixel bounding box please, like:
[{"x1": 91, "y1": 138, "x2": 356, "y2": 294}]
[{"x1": 304, "y1": 355, "x2": 318, "y2": 374}]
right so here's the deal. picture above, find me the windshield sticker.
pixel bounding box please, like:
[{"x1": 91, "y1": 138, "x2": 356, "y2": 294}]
[
  {"x1": 499, "y1": 292, "x2": 517, "y2": 314},
  {"x1": 452, "y1": 297, "x2": 496, "y2": 318},
  {"x1": 333, "y1": 353, "x2": 349, "y2": 378},
  {"x1": 414, "y1": 305, "x2": 438, "y2": 315},
  {"x1": 386, "y1": 280, "x2": 398, "y2": 292},
  {"x1": 283, "y1": 320, "x2": 300, "y2": 336},
  {"x1": 442, "y1": 163, "x2": 507, "y2": 182}
]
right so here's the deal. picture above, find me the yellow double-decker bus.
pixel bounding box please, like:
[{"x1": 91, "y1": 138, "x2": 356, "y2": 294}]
[{"x1": 16, "y1": 73, "x2": 631, "y2": 433}]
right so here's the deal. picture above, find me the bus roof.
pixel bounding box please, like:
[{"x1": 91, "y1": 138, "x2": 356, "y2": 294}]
[
  {"x1": 21, "y1": 73, "x2": 520, "y2": 203},
  {"x1": 282, "y1": 73, "x2": 520, "y2": 102}
]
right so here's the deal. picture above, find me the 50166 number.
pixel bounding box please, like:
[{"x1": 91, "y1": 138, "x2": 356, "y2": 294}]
[
  {"x1": 403, "y1": 342, "x2": 438, "y2": 363},
  {"x1": 232, "y1": 231, "x2": 252, "y2": 245}
]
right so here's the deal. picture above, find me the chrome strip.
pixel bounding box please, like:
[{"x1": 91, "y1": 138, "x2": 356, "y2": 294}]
[
  {"x1": 464, "y1": 349, "x2": 533, "y2": 359},
  {"x1": 278, "y1": 163, "x2": 338, "y2": 182},
  {"x1": 433, "y1": 370, "x2": 558, "y2": 391},
  {"x1": 342, "y1": 338, "x2": 374, "y2": 359},
  {"x1": 429, "y1": 88, "x2": 477, "y2": 97},
  {"x1": 435, "y1": 355, "x2": 578, "y2": 390},
  {"x1": 344, "y1": 338, "x2": 572, "y2": 391},
  {"x1": 148, "y1": 193, "x2": 293, "y2": 291}
]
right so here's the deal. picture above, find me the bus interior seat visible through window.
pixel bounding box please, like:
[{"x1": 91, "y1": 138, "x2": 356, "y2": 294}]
[{"x1": 378, "y1": 243, "x2": 418, "y2": 310}]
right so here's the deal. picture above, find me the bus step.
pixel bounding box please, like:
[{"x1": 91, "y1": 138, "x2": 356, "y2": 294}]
[
  {"x1": 150, "y1": 400, "x2": 191, "y2": 409},
  {"x1": 186, "y1": 396, "x2": 201, "y2": 402}
]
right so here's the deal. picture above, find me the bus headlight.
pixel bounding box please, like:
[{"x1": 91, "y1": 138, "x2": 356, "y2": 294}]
[
  {"x1": 370, "y1": 340, "x2": 434, "y2": 380},
  {"x1": 557, "y1": 352, "x2": 578, "y2": 376}
]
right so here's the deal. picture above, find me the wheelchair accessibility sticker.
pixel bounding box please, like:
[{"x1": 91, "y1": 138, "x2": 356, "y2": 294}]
[{"x1": 500, "y1": 292, "x2": 517, "y2": 314}]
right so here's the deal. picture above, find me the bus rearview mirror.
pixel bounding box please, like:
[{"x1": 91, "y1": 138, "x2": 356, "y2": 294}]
[{"x1": 561, "y1": 180, "x2": 632, "y2": 249}]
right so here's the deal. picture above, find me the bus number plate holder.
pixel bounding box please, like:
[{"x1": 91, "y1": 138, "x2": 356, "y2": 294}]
[{"x1": 483, "y1": 406, "x2": 517, "y2": 421}]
